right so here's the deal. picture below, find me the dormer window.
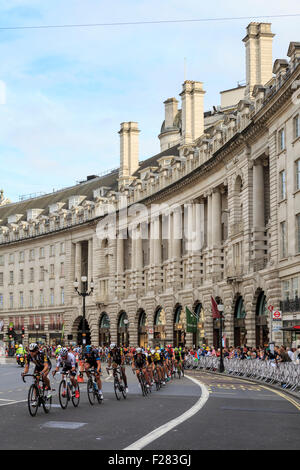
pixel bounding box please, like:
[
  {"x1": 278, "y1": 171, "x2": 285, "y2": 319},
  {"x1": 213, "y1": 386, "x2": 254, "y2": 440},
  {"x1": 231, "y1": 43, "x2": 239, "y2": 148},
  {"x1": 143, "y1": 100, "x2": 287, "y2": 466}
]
[{"x1": 68, "y1": 195, "x2": 85, "y2": 209}]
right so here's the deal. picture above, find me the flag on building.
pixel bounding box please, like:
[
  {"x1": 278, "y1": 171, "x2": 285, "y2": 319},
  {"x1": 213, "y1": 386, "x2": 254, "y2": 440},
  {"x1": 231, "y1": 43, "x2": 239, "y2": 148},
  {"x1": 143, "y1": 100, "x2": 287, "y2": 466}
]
[
  {"x1": 211, "y1": 296, "x2": 220, "y2": 319},
  {"x1": 186, "y1": 306, "x2": 197, "y2": 333}
]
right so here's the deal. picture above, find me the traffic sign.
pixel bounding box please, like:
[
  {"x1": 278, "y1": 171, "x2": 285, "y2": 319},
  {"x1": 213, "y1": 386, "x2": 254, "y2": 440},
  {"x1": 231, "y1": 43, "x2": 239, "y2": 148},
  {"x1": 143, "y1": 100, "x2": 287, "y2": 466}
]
[{"x1": 268, "y1": 305, "x2": 274, "y2": 312}]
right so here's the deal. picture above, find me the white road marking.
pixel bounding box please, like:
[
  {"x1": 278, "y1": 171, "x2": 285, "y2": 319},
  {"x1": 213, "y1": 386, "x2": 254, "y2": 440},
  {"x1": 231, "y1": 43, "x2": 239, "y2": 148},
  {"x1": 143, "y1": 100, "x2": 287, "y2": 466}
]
[
  {"x1": 0, "y1": 400, "x2": 26, "y2": 407},
  {"x1": 123, "y1": 375, "x2": 210, "y2": 450}
]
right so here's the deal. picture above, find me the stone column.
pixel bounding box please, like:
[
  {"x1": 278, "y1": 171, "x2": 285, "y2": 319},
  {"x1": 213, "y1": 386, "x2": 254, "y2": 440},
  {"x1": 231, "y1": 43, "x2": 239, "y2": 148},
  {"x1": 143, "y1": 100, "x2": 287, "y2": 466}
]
[
  {"x1": 135, "y1": 225, "x2": 143, "y2": 290},
  {"x1": 212, "y1": 189, "x2": 222, "y2": 247},
  {"x1": 75, "y1": 242, "x2": 81, "y2": 282},
  {"x1": 88, "y1": 238, "x2": 93, "y2": 285},
  {"x1": 117, "y1": 236, "x2": 124, "y2": 292},
  {"x1": 211, "y1": 188, "x2": 222, "y2": 281},
  {"x1": 153, "y1": 216, "x2": 162, "y2": 289},
  {"x1": 253, "y1": 160, "x2": 265, "y2": 261}
]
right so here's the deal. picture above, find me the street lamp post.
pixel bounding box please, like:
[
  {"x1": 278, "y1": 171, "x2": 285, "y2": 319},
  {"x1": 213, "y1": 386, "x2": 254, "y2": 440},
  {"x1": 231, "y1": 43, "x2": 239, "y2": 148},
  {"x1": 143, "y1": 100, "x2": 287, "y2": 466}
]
[
  {"x1": 74, "y1": 276, "x2": 94, "y2": 347},
  {"x1": 218, "y1": 304, "x2": 225, "y2": 373},
  {"x1": 123, "y1": 319, "x2": 129, "y2": 347}
]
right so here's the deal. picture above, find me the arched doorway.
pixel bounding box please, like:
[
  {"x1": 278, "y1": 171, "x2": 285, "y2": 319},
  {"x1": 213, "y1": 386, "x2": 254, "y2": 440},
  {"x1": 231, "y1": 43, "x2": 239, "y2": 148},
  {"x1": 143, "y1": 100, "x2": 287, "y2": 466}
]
[
  {"x1": 173, "y1": 305, "x2": 186, "y2": 347},
  {"x1": 234, "y1": 296, "x2": 247, "y2": 347},
  {"x1": 154, "y1": 307, "x2": 166, "y2": 348},
  {"x1": 194, "y1": 302, "x2": 205, "y2": 347},
  {"x1": 76, "y1": 316, "x2": 91, "y2": 346},
  {"x1": 117, "y1": 311, "x2": 129, "y2": 347},
  {"x1": 138, "y1": 310, "x2": 148, "y2": 348},
  {"x1": 255, "y1": 292, "x2": 269, "y2": 347},
  {"x1": 99, "y1": 313, "x2": 110, "y2": 346}
]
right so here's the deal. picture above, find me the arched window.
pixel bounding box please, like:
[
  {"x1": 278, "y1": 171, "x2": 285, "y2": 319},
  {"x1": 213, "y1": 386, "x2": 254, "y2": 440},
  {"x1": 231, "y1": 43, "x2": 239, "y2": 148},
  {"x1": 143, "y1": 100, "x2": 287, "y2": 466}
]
[
  {"x1": 118, "y1": 311, "x2": 128, "y2": 327},
  {"x1": 100, "y1": 313, "x2": 110, "y2": 328},
  {"x1": 155, "y1": 307, "x2": 166, "y2": 325},
  {"x1": 235, "y1": 297, "x2": 246, "y2": 319},
  {"x1": 256, "y1": 293, "x2": 267, "y2": 316}
]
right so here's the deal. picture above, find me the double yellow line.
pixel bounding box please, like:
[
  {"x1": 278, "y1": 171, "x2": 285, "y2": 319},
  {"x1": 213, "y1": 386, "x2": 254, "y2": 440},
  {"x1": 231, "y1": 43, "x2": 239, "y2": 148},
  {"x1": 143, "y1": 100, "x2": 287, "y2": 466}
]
[{"x1": 260, "y1": 385, "x2": 300, "y2": 411}]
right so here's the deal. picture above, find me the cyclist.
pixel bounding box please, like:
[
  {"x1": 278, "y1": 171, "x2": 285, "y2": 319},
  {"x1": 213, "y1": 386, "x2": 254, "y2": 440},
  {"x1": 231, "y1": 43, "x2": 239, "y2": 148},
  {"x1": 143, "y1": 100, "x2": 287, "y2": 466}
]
[
  {"x1": 52, "y1": 347, "x2": 80, "y2": 399},
  {"x1": 160, "y1": 348, "x2": 169, "y2": 383},
  {"x1": 22, "y1": 343, "x2": 52, "y2": 398},
  {"x1": 174, "y1": 347, "x2": 183, "y2": 375},
  {"x1": 83, "y1": 345, "x2": 103, "y2": 400},
  {"x1": 153, "y1": 347, "x2": 165, "y2": 385},
  {"x1": 146, "y1": 349, "x2": 156, "y2": 385},
  {"x1": 132, "y1": 347, "x2": 151, "y2": 388},
  {"x1": 107, "y1": 343, "x2": 128, "y2": 393}
]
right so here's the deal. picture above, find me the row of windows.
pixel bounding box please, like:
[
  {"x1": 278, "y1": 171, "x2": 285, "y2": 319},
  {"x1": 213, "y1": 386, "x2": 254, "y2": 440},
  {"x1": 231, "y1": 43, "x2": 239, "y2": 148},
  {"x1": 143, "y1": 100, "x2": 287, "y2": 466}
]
[
  {"x1": 278, "y1": 113, "x2": 300, "y2": 153},
  {"x1": 279, "y1": 159, "x2": 300, "y2": 200},
  {"x1": 280, "y1": 214, "x2": 300, "y2": 258},
  {"x1": 0, "y1": 243, "x2": 66, "y2": 266},
  {"x1": 0, "y1": 288, "x2": 65, "y2": 309},
  {"x1": 0, "y1": 263, "x2": 65, "y2": 286}
]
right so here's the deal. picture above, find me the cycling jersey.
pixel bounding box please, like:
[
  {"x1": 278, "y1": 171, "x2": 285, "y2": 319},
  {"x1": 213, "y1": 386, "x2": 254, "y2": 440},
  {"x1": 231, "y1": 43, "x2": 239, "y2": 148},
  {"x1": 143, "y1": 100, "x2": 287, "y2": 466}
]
[
  {"x1": 174, "y1": 351, "x2": 182, "y2": 361},
  {"x1": 56, "y1": 353, "x2": 77, "y2": 369},
  {"x1": 84, "y1": 350, "x2": 100, "y2": 367},
  {"x1": 25, "y1": 351, "x2": 51, "y2": 372},
  {"x1": 133, "y1": 353, "x2": 147, "y2": 368},
  {"x1": 108, "y1": 348, "x2": 123, "y2": 365}
]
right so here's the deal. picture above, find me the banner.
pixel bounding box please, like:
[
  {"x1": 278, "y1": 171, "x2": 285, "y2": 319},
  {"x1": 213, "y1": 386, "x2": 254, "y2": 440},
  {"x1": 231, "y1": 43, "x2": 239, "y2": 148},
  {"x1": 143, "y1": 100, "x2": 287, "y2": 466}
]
[
  {"x1": 186, "y1": 307, "x2": 197, "y2": 333},
  {"x1": 211, "y1": 296, "x2": 220, "y2": 319}
]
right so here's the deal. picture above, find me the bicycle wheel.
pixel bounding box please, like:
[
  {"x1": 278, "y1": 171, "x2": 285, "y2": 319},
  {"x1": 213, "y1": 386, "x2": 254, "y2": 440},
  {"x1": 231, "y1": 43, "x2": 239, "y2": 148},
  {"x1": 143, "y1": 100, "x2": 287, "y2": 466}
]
[
  {"x1": 121, "y1": 382, "x2": 127, "y2": 399},
  {"x1": 87, "y1": 378, "x2": 96, "y2": 405},
  {"x1": 71, "y1": 383, "x2": 80, "y2": 407},
  {"x1": 42, "y1": 392, "x2": 52, "y2": 414},
  {"x1": 59, "y1": 380, "x2": 69, "y2": 409},
  {"x1": 140, "y1": 375, "x2": 148, "y2": 397},
  {"x1": 114, "y1": 377, "x2": 122, "y2": 400},
  {"x1": 28, "y1": 384, "x2": 39, "y2": 417},
  {"x1": 153, "y1": 369, "x2": 160, "y2": 391}
]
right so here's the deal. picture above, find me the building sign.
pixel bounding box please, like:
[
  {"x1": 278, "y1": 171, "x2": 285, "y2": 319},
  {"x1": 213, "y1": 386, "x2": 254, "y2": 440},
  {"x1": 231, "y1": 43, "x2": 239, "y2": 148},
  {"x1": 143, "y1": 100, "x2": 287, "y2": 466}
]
[{"x1": 273, "y1": 310, "x2": 282, "y2": 321}]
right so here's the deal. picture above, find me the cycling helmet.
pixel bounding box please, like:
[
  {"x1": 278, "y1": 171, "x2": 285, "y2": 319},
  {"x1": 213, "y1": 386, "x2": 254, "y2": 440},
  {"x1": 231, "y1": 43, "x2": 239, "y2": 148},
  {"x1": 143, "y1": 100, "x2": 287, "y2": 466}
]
[
  {"x1": 60, "y1": 347, "x2": 68, "y2": 356},
  {"x1": 29, "y1": 343, "x2": 38, "y2": 351},
  {"x1": 136, "y1": 347, "x2": 142, "y2": 353},
  {"x1": 151, "y1": 349, "x2": 156, "y2": 355},
  {"x1": 85, "y1": 345, "x2": 92, "y2": 354},
  {"x1": 110, "y1": 343, "x2": 116, "y2": 349}
]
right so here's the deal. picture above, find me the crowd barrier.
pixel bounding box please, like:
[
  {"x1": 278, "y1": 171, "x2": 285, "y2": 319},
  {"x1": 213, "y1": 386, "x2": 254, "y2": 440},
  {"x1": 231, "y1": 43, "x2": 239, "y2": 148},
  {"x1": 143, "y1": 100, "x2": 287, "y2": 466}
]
[{"x1": 184, "y1": 355, "x2": 300, "y2": 394}]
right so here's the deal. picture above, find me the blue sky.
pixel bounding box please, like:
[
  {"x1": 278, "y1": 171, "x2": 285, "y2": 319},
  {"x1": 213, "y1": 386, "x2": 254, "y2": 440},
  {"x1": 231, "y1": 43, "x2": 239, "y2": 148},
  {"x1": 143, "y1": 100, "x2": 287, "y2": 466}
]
[{"x1": 0, "y1": 0, "x2": 299, "y2": 202}]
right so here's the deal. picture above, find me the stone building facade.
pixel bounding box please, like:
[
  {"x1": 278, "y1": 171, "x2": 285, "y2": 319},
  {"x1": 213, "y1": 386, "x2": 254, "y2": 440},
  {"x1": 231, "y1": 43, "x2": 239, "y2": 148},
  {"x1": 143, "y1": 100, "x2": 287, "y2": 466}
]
[{"x1": 1, "y1": 22, "x2": 300, "y2": 349}]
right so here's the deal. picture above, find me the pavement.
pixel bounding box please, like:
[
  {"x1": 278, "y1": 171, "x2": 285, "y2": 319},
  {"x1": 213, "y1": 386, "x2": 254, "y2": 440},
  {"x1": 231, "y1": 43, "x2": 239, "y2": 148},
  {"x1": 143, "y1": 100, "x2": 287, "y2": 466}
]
[{"x1": 0, "y1": 358, "x2": 299, "y2": 450}]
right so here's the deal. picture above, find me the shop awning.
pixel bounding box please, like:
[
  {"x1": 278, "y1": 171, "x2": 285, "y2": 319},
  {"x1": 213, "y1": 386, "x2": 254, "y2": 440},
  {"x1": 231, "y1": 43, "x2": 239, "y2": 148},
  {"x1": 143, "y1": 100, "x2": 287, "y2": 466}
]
[{"x1": 280, "y1": 326, "x2": 300, "y2": 332}]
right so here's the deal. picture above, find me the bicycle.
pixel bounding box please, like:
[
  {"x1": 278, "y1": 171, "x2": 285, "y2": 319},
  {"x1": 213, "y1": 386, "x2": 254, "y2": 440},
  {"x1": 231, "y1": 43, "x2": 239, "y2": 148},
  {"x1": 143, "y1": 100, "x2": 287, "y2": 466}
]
[
  {"x1": 22, "y1": 373, "x2": 52, "y2": 417},
  {"x1": 106, "y1": 366, "x2": 127, "y2": 400},
  {"x1": 153, "y1": 366, "x2": 162, "y2": 391},
  {"x1": 86, "y1": 369, "x2": 103, "y2": 405},
  {"x1": 57, "y1": 371, "x2": 80, "y2": 409},
  {"x1": 133, "y1": 368, "x2": 150, "y2": 397}
]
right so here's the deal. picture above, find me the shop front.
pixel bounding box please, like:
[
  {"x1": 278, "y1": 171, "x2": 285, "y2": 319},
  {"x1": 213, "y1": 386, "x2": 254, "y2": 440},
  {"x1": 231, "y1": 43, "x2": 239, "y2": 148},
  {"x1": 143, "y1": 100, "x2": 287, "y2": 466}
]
[
  {"x1": 173, "y1": 306, "x2": 186, "y2": 347},
  {"x1": 99, "y1": 313, "x2": 110, "y2": 346},
  {"x1": 138, "y1": 310, "x2": 148, "y2": 348},
  {"x1": 154, "y1": 307, "x2": 166, "y2": 348},
  {"x1": 234, "y1": 296, "x2": 247, "y2": 347},
  {"x1": 255, "y1": 292, "x2": 269, "y2": 347},
  {"x1": 117, "y1": 311, "x2": 129, "y2": 347}
]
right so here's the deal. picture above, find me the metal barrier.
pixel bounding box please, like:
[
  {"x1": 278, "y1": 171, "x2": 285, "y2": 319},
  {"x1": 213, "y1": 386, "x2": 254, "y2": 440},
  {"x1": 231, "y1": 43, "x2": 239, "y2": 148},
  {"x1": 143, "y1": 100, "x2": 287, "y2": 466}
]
[{"x1": 184, "y1": 356, "x2": 300, "y2": 394}]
